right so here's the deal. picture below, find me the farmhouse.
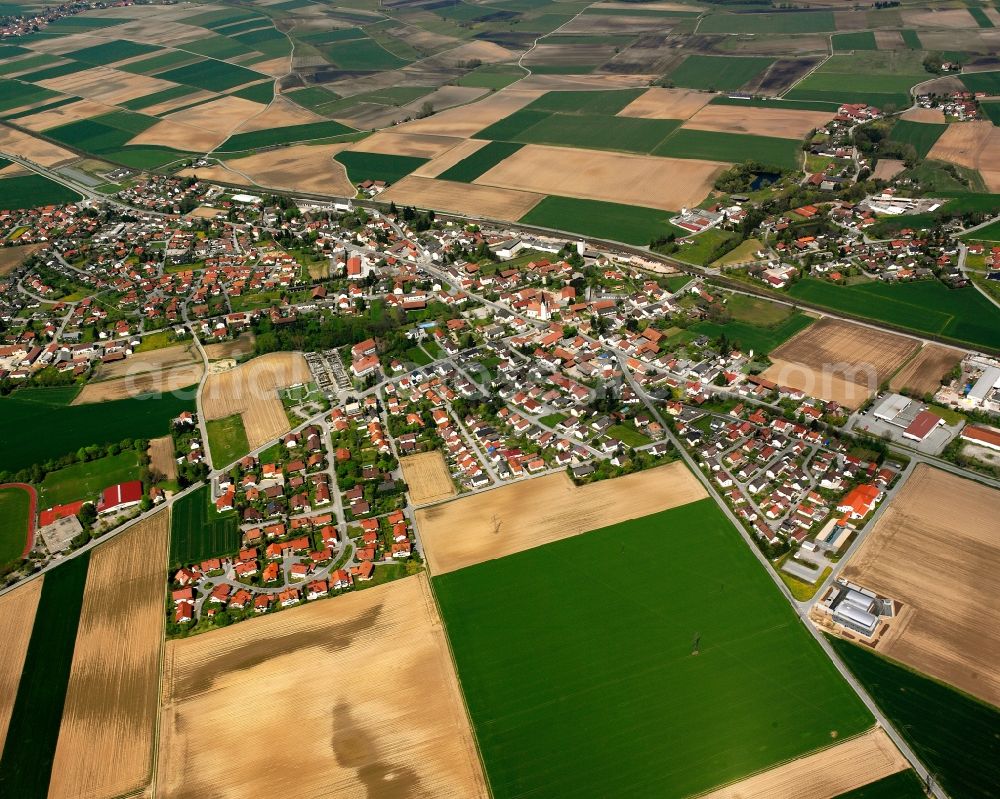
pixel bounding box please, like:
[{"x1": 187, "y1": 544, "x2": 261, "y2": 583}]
[{"x1": 96, "y1": 480, "x2": 144, "y2": 515}]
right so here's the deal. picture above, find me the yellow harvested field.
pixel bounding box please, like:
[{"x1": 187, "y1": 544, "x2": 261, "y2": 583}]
[
  {"x1": 380, "y1": 175, "x2": 544, "y2": 220},
  {"x1": 413, "y1": 137, "x2": 490, "y2": 178},
  {"x1": 0, "y1": 578, "x2": 43, "y2": 753},
  {"x1": 48, "y1": 511, "x2": 170, "y2": 799},
  {"x1": 148, "y1": 435, "x2": 177, "y2": 481},
  {"x1": 347, "y1": 130, "x2": 464, "y2": 159},
  {"x1": 394, "y1": 89, "x2": 542, "y2": 137},
  {"x1": 37, "y1": 66, "x2": 176, "y2": 105},
  {"x1": 249, "y1": 58, "x2": 289, "y2": 78},
  {"x1": 475, "y1": 143, "x2": 724, "y2": 212},
  {"x1": 700, "y1": 728, "x2": 906, "y2": 799},
  {"x1": 203, "y1": 332, "x2": 255, "y2": 360},
  {"x1": 762, "y1": 319, "x2": 918, "y2": 409},
  {"x1": 112, "y1": 20, "x2": 209, "y2": 46},
  {"x1": 201, "y1": 142, "x2": 355, "y2": 197},
  {"x1": 74, "y1": 362, "x2": 203, "y2": 404},
  {"x1": 162, "y1": 95, "x2": 265, "y2": 135},
  {"x1": 617, "y1": 87, "x2": 713, "y2": 120},
  {"x1": 201, "y1": 351, "x2": 310, "y2": 448},
  {"x1": 430, "y1": 40, "x2": 513, "y2": 66},
  {"x1": 901, "y1": 107, "x2": 946, "y2": 123},
  {"x1": 401, "y1": 451, "x2": 455, "y2": 505},
  {"x1": 95, "y1": 343, "x2": 199, "y2": 379},
  {"x1": 15, "y1": 99, "x2": 116, "y2": 132},
  {"x1": 404, "y1": 84, "x2": 488, "y2": 112},
  {"x1": 176, "y1": 164, "x2": 254, "y2": 190},
  {"x1": 139, "y1": 89, "x2": 215, "y2": 117},
  {"x1": 872, "y1": 158, "x2": 905, "y2": 181},
  {"x1": 927, "y1": 121, "x2": 1000, "y2": 192},
  {"x1": 156, "y1": 573, "x2": 487, "y2": 799},
  {"x1": 0, "y1": 126, "x2": 76, "y2": 166},
  {"x1": 840, "y1": 464, "x2": 1000, "y2": 706},
  {"x1": 128, "y1": 119, "x2": 228, "y2": 153},
  {"x1": 234, "y1": 95, "x2": 324, "y2": 133},
  {"x1": 683, "y1": 104, "x2": 835, "y2": 139},
  {"x1": 417, "y1": 461, "x2": 707, "y2": 575},
  {"x1": 902, "y1": 7, "x2": 978, "y2": 28},
  {"x1": 889, "y1": 343, "x2": 965, "y2": 395}
]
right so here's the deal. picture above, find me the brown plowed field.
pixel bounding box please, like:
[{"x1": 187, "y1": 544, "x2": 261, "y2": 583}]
[
  {"x1": 48, "y1": 510, "x2": 170, "y2": 799},
  {"x1": 416, "y1": 461, "x2": 707, "y2": 574},
  {"x1": 475, "y1": 143, "x2": 724, "y2": 212},
  {"x1": 148, "y1": 436, "x2": 177, "y2": 481},
  {"x1": 683, "y1": 104, "x2": 835, "y2": 139},
  {"x1": 201, "y1": 352, "x2": 310, "y2": 449},
  {"x1": 380, "y1": 175, "x2": 544, "y2": 220},
  {"x1": 0, "y1": 577, "x2": 43, "y2": 752},
  {"x1": 0, "y1": 243, "x2": 45, "y2": 276},
  {"x1": 902, "y1": 8, "x2": 978, "y2": 29},
  {"x1": 927, "y1": 121, "x2": 1000, "y2": 192},
  {"x1": 0, "y1": 126, "x2": 76, "y2": 166},
  {"x1": 400, "y1": 451, "x2": 455, "y2": 505},
  {"x1": 617, "y1": 87, "x2": 713, "y2": 120},
  {"x1": 185, "y1": 143, "x2": 355, "y2": 197},
  {"x1": 699, "y1": 728, "x2": 906, "y2": 799},
  {"x1": 73, "y1": 363, "x2": 203, "y2": 404},
  {"x1": 156, "y1": 573, "x2": 487, "y2": 799},
  {"x1": 762, "y1": 319, "x2": 918, "y2": 409},
  {"x1": 203, "y1": 333, "x2": 255, "y2": 360},
  {"x1": 16, "y1": 99, "x2": 116, "y2": 132},
  {"x1": 38, "y1": 66, "x2": 176, "y2": 106},
  {"x1": 348, "y1": 130, "x2": 463, "y2": 158},
  {"x1": 95, "y1": 343, "x2": 199, "y2": 379},
  {"x1": 872, "y1": 158, "x2": 906, "y2": 180},
  {"x1": 889, "y1": 343, "x2": 965, "y2": 395},
  {"x1": 841, "y1": 464, "x2": 1000, "y2": 706},
  {"x1": 901, "y1": 109, "x2": 946, "y2": 125}
]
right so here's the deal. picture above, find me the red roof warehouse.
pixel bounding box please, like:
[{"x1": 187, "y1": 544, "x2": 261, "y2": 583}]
[{"x1": 97, "y1": 480, "x2": 143, "y2": 515}]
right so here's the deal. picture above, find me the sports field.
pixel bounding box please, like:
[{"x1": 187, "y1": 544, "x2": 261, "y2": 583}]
[
  {"x1": 205, "y1": 414, "x2": 249, "y2": 469},
  {"x1": 434, "y1": 499, "x2": 874, "y2": 799},
  {"x1": 0, "y1": 485, "x2": 32, "y2": 567},
  {"x1": 831, "y1": 637, "x2": 1000, "y2": 799},
  {"x1": 169, "y1": 485, "x2": 239, "y2": 567},
  {"x1": 38, "y1": 449, "x2": 140, "y2": 508}
]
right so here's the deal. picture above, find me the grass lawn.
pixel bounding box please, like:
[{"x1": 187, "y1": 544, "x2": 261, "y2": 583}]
[
  {"x1": 712, "y1": 237, "x2": 765, "y2": 268},
  {"x1": 538, "y1": 411, "x2": 568, "y2": 427},
  {"x1": 405, "y1": 346, "x2": 432, "y2": 365},
  {"x1": 0, "y1": 391, "x2": 195, "y2": 474},
  {"x1": 830, "y1": 636, "x2": 1000, "y2": 799},
  {"x1": 169, "y1": 484, "x2": 240, "y2": 567},
  {"x1": 333, "y1": 150, "x2": 427, "y2": 184},
  {"x1": 668, "y1": 54, "x2": 774, "y2": 91},
  {"x1": 218, "y1": 120, "x2": 355, "y2": 152},
  {"x1": 0, "y1": 174, "x2": 81, "y2": 210},
  {"x1": 134, "y1": 330, "x2": 175, "y2": 352},
  {"x1": 726, "y1": 292, "x2": 792, "y2": 325},
  {"x1": 206, "y1": 414, "x2": 249, "y2": 469},
  {"x1": 785, "y1": 277, "x2": 1000, "y2": 351},
  {"x1": 438, "y1": 141, "x2": 524, "y2": 182},
  {"x1": 0, "y1": 485, "x2": 31, "y2": 567},
  {"x1": 434, "y1": 499, "x2": 873, "y2": 799},
  {"x1": 0, "y1": 553, "x2": 90, "y2": 798},
  {"x1": 690, "y1": 312, "x2": 813, "y2": 355},
  {"x1": 674, "y1": 227, "x2": 737, "y2": 265},
  {"x1": 521, "y1": 195, "x2": 684, "y2": 245},
  {"x1": 38, "y1": 449, "x2": 140, "y2": 507},
  {"x1": 607, "y1": 422, "x2": 651, "y2": 447},
  {"x1": 654, "y1": 129, "x2": 801, "y2": 170}
]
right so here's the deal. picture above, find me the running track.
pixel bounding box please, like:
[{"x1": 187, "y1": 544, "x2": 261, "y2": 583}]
[{"x1": 0, "y1": 483, "x2": 38, "y2": 559}]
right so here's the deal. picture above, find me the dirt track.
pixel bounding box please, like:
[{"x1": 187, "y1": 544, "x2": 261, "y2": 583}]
[
  {"x1": 841, "y1": 464, "x2": 1000, "y2": 706},
  {"x1": 416, "y1": 461, "x2": 707, "y2": 574},
  {"x1": 156, "y1": 573, "x2": 487, "y2": 799}
]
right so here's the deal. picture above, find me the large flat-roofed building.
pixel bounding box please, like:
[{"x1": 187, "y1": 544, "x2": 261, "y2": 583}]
[{"x1": 817, "y1": 581, "x2": 894, "y2": 638}]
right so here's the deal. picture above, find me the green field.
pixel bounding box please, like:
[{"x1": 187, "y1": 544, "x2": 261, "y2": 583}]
[
  {"x1": 218, "y1": 120, "x2": 355, "y2": 151},
  {"x1": 960, "y1": 70, "x2": 1000, "y2": 95},
  {"x1": 438, "y1": 141, "x2": 524, "y2": 182},
  {"x1": 206, "y1": 414, "x2": 249, "y2": 469},
  {"x1": 654, "y1": 129, "x2": 801, "y2": 170},
  {"x1": 0, "y1": 174, "x2": 81, "y2": 210},
  {"x1": 158, "y1": 59, "x2": 265, "y2": 91},
  {"x1": 981, "y1": 101, "x2": 1000, "y2": 125},
  {"x1": 830, "y1": 637, "x2": 1000, "y2": 799},
  {"x1": 0, "y1": 391, "x2": 195, "y2": 474},
  {"x1": 0, "y1": 485, "x2": 31, "y2": 567},
  {"x1": 834, "y1": 771, "x2": 928, "y2": 799},
  {"x1": 435, "y1": 499, "x2": 873, "y2": 799},
  {"x1": 692, "y1": 312, "x2": 813, "y2": 355},
  {"x1": 121, "y1": 84, "x2": 200, "y2": 111},
  {"x1": 965, "y1": 219, "x2": 1000, "y2": 242},
  {"x1": 169, "y1": 484, "x2": 240, "y2": 567},
  {"x1": 968, "y1": 5, "x2": 994, "y2": 28},
  {"x1": 699, "y1": 10, "x2": 836, "y2": 33},
  {"x1": 322, "y1": 36, "x2": 410, "y2": 70},
  {"x1": 786, "y1": 277, "x2": 1000, "y2": 351},
  {"x1": 0, "y1": 553, "x2": 90, "y2": 798},
  {"x1": 119, "y1": 49, "x2": 199, "y2": 75},
  {"x1": 525, "y1": 88, "x2": 644, "y2": 115},
  {"x1": 229, "y1": 80, "x2": 274, "y2": 104},
  {"x1": 668, "y1": 54, "x2": 774, "y2": 91},
  {"x1": 606, "y1": 423, "x2": 651, "y2": 447},
  {"x1": 65, "y1": 39, "x2": 161, "y2": 65},
  {"x1": 889, "y1": 119, "x2": 946, "y2": 159},
  {"x1": 785, "y1": 52, "x2": 925, "y2": 110},
  {"x1": 334, "y1": 150, "x2": 428, "y2": 184},
  {"x1": 44, "y1": 112, "x2": 159, "y2": 155},
  {"x1": 38, "y1": 450, "x2": 140, "y2": 508},
  {"x1": 455, "y1": 64, "x2": 525, "y2": 89},
  {"x1": 0, "y1": 77, "x2": 61, "y2": 113},
  {"x1": 521, "y1": 195, "x2": 684, "y2": 245},
  {"x1": 832, "y1": 31, "x2": 877, "y2": 51}
]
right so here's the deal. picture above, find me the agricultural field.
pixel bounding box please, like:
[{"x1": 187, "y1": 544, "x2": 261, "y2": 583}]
[
  {"x1": 416, "y1": 461, "x2": 706, "y2": 574},
  {"x1": 926, "y1": 121, "x2": 1000, "y2": 193},
  {"x1": 434, "y1": 499, "x2": 874, "y2": 799},
  {"x1": 830, "y1": 636, "x2": 1000, "y2": 799},
  {"x1": 888, "y1": 119, "x2": 946, "y2": 159},
  {"x1": 666, "y1": 55, "x2": 774, "y2": 92},
  {"x1": 833, "y1": 770, "x2": 928, "y2": 799},
  {"x1": 0, "y1": 173, "x2": 81, "y2": 210},
  {"x1": 205, "y1": 414, "x2": 250, "y2": 470},
  {"x1": 0, "y1": 485, "x2": 32, "y2": 568},
  {"x1": 785, "y1": 52, "x2": 926, "y2": 110},
  {"x1": 156, "y1": 574, "x2": 487, "y2": 798},
  {"x1": 682, "y1": 104, "x2": 835, "y2": 140},
  {"x1": 691, "y1": 312, "x2": 813, "y2": 356},
  {"x1": 0, "y1": 554, "x2": 90, "y2": 798},
  {"x1": 217, "y1": 121, "x2": 355, "y2": 153},
  {"x1": 0, "y1": 578, "x2": 42, "y2": 754},
  {"x1": 0, "y1": 391, "x2": 194, "y2": 474},
  {"x1": 784, "y1": 277, "x2": 1000, "y2": 351},
  {"x1": 168, "y1": 485, "x2": 239, "y2": 568},
  {"x1": 400, "y1": 451, "x2": 456, "y2": 505},
  {"x1": 47, "y1": 511, "x2": 170, "y2": 799},
  {"x1": 763, "y1": 318, "x2": 919, "y2": 409},
  {"x1": 698, "y1": 10, "x2": 836, "y2": 33},
  {"x1": 333, "y1": 150, "x2": 429, "y2": 185},
  {"x1": 888, "y1": 343, "x2": 964, "y2": 395},
  {"x1": 839, "y1": 465, "x2": 1000, "y2": 707},
  {"x1": 38, "y1": 449, "x2": 140, "y2": 508},
  {"x1": 520, "y1": 194, "x2": 686, "y2": 244},
  {"x1": 653, "y1": 128, "x2": 801, "y2": 170},
  {"x1": 201, "y1": 352, "x2": 310, "y2": 449},
  {"x1": 148, "y1": 436, "x2": 177, "y2": 482},
  {"x1": 438, "y1": 140, "x2": 524, "y2": 183}
]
